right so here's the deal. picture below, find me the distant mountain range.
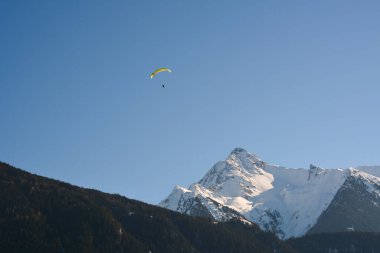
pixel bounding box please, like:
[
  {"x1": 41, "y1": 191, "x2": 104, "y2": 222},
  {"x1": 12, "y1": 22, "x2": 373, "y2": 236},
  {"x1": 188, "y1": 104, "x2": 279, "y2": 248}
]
[{"x1": 160, "y1": 148, "x2": 380, "y2": 239}]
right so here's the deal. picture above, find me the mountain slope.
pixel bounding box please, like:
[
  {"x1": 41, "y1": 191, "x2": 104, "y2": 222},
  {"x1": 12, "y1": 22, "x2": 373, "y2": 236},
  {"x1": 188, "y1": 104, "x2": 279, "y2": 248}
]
[
  {"x1": 0, "y1": 161, "x2": 296, "y2": 253},
  {"x1": 160, "y1": 148, "x2": 380, "y2": 239},
  {"x1": 307, "y1": 169, "x2": 380, "y2": 234}
]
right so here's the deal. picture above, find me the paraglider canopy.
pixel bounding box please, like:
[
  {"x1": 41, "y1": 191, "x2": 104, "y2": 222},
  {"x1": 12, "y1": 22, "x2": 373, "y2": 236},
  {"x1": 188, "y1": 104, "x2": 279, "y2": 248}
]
[{"x1": 150, "y1": 68, "x2": 171, "y2": 79}]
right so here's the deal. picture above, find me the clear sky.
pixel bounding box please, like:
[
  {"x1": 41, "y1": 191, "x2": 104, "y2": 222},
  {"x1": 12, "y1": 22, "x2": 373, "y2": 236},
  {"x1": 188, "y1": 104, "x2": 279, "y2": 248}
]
[{"x1": 1, "y1": 1, "x2": 380, "y2": 204}]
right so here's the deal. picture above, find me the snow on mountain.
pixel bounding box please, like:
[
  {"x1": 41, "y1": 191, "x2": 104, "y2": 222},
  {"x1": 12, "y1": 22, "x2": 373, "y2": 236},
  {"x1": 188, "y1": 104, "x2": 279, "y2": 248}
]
[
  {"x1": 250, "y1": 164, "x2": 348, "y2": 238},
  {"x1": 160, "y1": 148, "x2": 380, "y2": 239},
  {"x1": 355, "y1": 166, "x2": 380, "y2": 178},
  {"x1": 349, "y1": 169, "x2": 380, "y2": 198}
]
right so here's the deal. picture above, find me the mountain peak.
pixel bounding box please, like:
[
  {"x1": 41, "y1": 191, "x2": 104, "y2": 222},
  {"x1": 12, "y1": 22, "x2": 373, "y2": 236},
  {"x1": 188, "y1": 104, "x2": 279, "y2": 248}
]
[
  {"x1": 230, "y1": 147, "x2": 248, "y2": 155},
  {"x1": 229, "y1": 147, "x2": 259, "y2": 158},
  {"x1": 227, "y1": 147, "x2": 265, "y2": 171},
  {"x1": 162, "y1": 148, "x2": 373, "y2": 239}
]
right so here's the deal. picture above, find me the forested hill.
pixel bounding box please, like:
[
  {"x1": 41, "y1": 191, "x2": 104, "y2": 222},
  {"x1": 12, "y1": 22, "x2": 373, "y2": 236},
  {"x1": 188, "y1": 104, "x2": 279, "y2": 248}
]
[
  {"x1": 287, "y1": 232, "x2": 380, "y2": 253},
  {"x1": 0, "y1": 162, "x2": 296, "y2": 253}
]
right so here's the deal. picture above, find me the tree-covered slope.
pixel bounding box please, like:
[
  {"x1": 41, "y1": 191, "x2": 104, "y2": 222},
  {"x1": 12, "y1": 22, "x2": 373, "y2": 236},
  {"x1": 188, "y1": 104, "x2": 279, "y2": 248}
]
[
  {"x1": 0, "y1": 162, "x2": 296, "y2": 253},
  {"x1": 288, "y1": 232, "x2": 380, "y2": 253}
]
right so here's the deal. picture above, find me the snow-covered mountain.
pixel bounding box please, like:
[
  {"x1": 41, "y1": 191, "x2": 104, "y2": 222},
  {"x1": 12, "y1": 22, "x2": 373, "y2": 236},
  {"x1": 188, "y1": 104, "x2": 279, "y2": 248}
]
[{"x1": 159, "y1": 148, "x2": 380, "y2": 239}]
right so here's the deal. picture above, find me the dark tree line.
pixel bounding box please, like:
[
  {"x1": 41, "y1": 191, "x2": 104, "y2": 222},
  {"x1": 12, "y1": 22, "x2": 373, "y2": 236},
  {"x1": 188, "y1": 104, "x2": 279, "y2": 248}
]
[
  {"x1": 288, "y1": 232, "x2": 380, "y2": 253},
  {"x1": 0, "y1": 162, "x2": 295, "y2": 253}
]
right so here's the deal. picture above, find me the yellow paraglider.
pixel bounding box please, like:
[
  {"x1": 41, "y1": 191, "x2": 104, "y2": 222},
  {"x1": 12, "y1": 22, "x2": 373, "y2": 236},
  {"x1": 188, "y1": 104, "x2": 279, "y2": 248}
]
[{"x1": 150, "y1": 68, "x2": 172, "y2": 79}]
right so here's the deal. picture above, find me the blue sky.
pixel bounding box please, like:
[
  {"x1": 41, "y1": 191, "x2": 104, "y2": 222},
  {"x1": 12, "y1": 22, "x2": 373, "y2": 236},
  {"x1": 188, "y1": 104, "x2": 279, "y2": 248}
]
[{"x1": 1, "y1": 1, "x2": 380, "y2": 204}]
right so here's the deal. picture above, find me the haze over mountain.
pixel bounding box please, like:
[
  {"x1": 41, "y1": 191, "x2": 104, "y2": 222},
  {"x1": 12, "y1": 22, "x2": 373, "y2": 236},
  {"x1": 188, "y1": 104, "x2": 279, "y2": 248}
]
[{"x1": 160, "y1": 148, "x2": 380, "y2": 239}]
